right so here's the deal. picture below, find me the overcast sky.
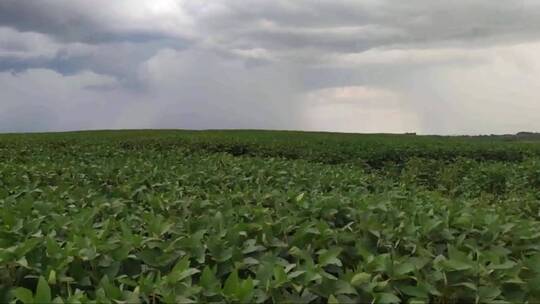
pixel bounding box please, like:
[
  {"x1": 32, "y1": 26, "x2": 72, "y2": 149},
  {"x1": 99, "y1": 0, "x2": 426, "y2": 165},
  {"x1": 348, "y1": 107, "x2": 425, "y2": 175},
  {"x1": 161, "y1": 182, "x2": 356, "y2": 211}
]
[{"x1": 1, "y1": 0, "x2": 540, "y2": 134}]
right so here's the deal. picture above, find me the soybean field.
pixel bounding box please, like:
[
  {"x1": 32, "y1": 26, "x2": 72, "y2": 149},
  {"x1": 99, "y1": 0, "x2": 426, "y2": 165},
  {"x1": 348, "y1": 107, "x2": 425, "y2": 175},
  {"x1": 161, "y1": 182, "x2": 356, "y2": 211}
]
[{"x1": 1, "y1": 130, "x2": 540, "y2": 303}]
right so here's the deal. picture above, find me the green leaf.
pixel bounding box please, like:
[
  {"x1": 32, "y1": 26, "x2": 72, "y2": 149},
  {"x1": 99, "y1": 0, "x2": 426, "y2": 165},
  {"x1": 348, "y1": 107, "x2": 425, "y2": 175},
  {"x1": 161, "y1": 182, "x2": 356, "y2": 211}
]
[
  {"x1": 175, "y1": 296, "x2": 196, "y2": 303},
  {"x1": 208, "y1": 242, "x2": 233, "y2": 262},
  {"x1": 504, "y1": 277, "x2": 526, "y2": 285},
  {"x1": 318, "y1": 247, "x2": 343, "y2": 267},
  {"x1": 99, "y1": 276, "x2": 122, "y2": 300},
  {"x1": 328, "y1": 294, "x2": 339, "y2": 304},
  {"x1": 375, "y1": 292, "x2": 401, "y2": 304},
  {"x1": 440, "y1": 258, "x2": 472, "y2": 271},
  {"x1": 479, "y1": 286, "x2": 501, "y2": 300},
  {"x1": 48, "y1": 270, "x2": 57, "y2": 285},
  {"x1": 488, "y1": 260, "x2": 516, "y2": 270},
  {"x1": 273, "y1": 265, "x2": 288, "y2": 287},
  {"x1": 35, "y1": 276, "x2": 52, "y2": 304},
  {"x1": 46, "y1": 237, "x2": 62, "y2": 258},
  {"x1": 52, "y1": 296, "x2": 64, "y2": 304},
  {"x1": 453, "y1": 282, "x2": 477, "y2": 291},
  {"x1": 170, "y1": 268, "x2": 200, "y2": 283},
  {"x1": 335, "y1": 280, "x2": 357, "y2": 295},
  {"x1": 288, "y1": 270, "x2": 306, "y2": 280},
  {"x1": 171, "y1": 255, "x2": 190, "y2": 273},
  {"x1": 242, "y1": 239, "x2": 265, "y2": 254},
  {"x1": 12, "y1": 288, "x2": 34, "y2": 304},
  {"x1": 238, "y1": 277, "x2": 254, "y2": 304},
  {"x1": 351, "y1": 272, "x2": 371, "y2": 286},
  {"x1": 394, "y1": 262, "x2": 415, "y2": 276},
  {"x1": 400, "y1": 285, "x2": 429, "y2": 299},
  {"x1": 223, "y1": 270, "x2": 240, "y2": 299},
  {"x1": 125, "y1": 287, "x2": 141, "y2": 304},
  {"x1": 200, "y1": 266, "x2": 220, "y2": 296},
  {"x1": 528, "y1": 273, "x2": 540, "y2": 296},
  {"x1": 167, "y1": 256, "x2": 200, "y2": 283},
  {"x1": 16, "y1": 257, "x2": 29, "y2": 269}
]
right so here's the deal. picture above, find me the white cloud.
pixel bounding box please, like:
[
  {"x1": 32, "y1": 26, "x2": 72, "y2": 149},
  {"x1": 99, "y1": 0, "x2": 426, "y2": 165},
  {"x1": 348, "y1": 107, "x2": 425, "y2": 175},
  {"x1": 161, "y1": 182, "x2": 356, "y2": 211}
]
[
  {"x1": 322, "y1": 47, "x2": 487, "y2": 67},
  {"x1": 0, "y1": 27, "x2": 93, "y2": 61},
  {"x1": 0, "y1": 69, "x2": 136, "y2": 132},
  {"x1": 0, "y1": 27, "x2": 58, "y2": 59},
  {"x1": 92, "y1": 0, "x2": 194, "y2": 38},
  {"x1": 304, "y1": 86, "x2": 400, "y2": 106},
  {"x1": 230, "y1": 48, "x2": 276, "y2": 62},
  {"x1": 129, "y1": 48, "x2": 304, "y2": 130},
  {"x1": 300, "y1": 86, "x2": 420, "y2": 133},
  {"x1": 390, "y1": 42, "x2": 540, "y2": 134}
]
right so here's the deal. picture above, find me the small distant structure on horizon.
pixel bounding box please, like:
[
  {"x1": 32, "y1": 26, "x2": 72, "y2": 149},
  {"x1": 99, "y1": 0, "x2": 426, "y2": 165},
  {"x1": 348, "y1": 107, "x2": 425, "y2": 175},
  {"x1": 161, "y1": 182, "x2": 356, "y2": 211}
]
[
  {"x1": 494, "y1": 131, "x2": 540, "y2": 140},
  {"x1": 516, "y1": 131, "x2": 540, "y2": 137},
  {"x1": 514, "y1": 131, "x2": 540, "y2": 140}
]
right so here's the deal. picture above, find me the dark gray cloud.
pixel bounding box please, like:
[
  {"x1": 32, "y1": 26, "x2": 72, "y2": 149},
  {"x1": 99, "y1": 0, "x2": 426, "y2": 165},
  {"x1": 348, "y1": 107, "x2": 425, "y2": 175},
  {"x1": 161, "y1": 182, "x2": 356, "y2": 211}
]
[
  {"x1": 189, "y1": 0, "x2": 540, "y2": 56},
  {"x1": 0, "y1": 0, "x2": 194, "y2": 43},
  {"x1": 1, "y1": 1, "x2": 540, "y2": 134}
]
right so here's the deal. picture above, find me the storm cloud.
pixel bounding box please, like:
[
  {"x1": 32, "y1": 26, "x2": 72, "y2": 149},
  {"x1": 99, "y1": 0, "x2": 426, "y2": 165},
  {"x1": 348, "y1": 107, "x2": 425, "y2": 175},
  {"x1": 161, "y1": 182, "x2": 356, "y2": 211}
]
[{"x1": 1, "y1": 0, "x2": 540, "y2": 134}]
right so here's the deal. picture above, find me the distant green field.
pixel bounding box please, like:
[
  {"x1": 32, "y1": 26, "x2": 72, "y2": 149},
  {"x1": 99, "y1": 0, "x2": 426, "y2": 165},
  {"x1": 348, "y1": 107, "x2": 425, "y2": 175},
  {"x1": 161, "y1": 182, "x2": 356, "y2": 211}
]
[{"x1": 1, "y1": 130, "x2": 539, "y2": 303}]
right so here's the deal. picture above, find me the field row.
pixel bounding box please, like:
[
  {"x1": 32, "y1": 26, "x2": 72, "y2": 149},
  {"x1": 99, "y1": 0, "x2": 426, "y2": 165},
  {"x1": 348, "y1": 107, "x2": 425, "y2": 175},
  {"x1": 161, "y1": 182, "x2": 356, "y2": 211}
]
[
  {"x1": 3, "y1": 130, "x2": 540, "y2": 166},
  {"x1": 1, "y1": 143, "x2": 539, "y2": 303}
]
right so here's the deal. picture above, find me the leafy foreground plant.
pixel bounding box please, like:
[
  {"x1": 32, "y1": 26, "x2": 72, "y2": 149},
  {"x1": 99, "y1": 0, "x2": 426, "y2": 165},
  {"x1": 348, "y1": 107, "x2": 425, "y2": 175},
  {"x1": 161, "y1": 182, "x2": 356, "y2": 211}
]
[{"x1": 0, "y1": 131, "x2": 539, "y2": 303}]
